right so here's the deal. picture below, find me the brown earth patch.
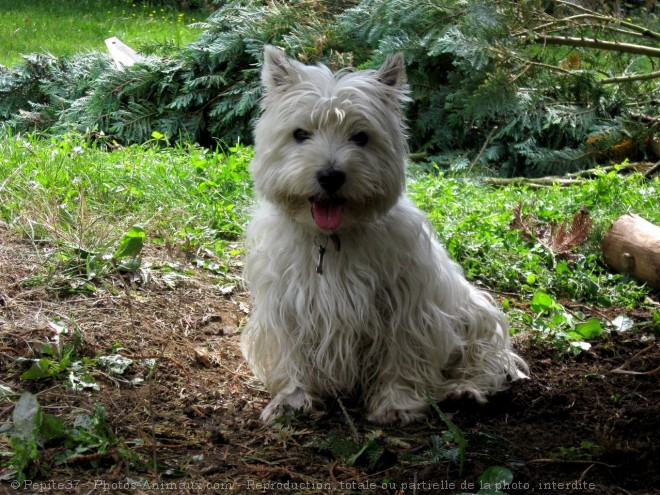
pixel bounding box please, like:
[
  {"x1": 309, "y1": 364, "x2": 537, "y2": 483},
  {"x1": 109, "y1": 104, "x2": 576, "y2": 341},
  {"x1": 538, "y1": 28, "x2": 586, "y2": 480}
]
[{"x1": 1, "y1": 227, "x2": 658, "y2": 495}]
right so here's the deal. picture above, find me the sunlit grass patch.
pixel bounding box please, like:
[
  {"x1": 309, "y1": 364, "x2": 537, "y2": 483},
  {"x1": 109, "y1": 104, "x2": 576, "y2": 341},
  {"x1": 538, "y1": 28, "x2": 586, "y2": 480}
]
[
  {"x1": 0, "y1": 132, "x2": 253, "y2": 288},
  {"x1": 0, "y1": 0, "x2": 203, "y2": 67}
]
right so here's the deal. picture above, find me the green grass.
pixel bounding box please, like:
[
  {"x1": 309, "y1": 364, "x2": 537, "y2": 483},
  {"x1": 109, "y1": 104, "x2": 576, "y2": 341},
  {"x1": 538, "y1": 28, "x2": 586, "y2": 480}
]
[
  {"x1": 0, "y1": 132, "x2": 253, "y2": 286},
  {"x1": 408, "y1": 166, "x2": 659, "y2": 309},
  {"x1": 407, "y1": 165, "x2": 659, "y2": 348},
  {"x1": 0, "y1": 0, "x2": 204, "y2": 67}
]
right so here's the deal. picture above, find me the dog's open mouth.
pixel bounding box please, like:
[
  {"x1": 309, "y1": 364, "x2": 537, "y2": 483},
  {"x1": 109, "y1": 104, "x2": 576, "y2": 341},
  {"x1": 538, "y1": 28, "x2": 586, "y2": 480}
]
[{"x1": 310, "y1": 198, "x2": 346, "y2": 231}]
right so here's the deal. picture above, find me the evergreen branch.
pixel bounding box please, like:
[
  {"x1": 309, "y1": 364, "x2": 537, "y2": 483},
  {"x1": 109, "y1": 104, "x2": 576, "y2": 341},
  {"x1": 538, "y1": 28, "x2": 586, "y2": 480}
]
[
  {"x1": 529, "y1": 35, "x2": 660, "y2": 58},
  {"x1": 0, "y1": 0, "x2": 655, "y2": 179},
  {"x1": 600, "y1": 70, "x2": 660, "y2": 84},
  {"x1": 490, "y1": 44, "x2": 572, "y2": 77},
  {"x1": 525, "y1": 60, "x2": 572, "y2": 74}
]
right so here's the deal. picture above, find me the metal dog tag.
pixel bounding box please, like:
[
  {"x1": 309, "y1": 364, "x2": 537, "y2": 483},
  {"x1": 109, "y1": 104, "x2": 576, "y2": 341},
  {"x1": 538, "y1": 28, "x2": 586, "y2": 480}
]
[{"x1": 316, "y1": 245, "x2": 326, "y2": 275}]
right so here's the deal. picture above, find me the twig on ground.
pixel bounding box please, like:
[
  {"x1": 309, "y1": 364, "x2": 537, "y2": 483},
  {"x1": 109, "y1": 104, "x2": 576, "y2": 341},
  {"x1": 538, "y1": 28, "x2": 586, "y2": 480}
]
[
  {"x1": 644, "y1": 160, "x2": 660, "y2": 179},
  {"x1": 610, "y1": 343, "x2": 660, "y2": 375}
]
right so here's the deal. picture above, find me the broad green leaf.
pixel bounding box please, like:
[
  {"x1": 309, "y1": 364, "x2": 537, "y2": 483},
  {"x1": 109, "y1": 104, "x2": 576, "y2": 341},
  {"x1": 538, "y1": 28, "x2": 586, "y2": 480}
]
[
  {"x1": 477, "y1": 465, "x2": 514, "y2": 493},
  {"x1": 479, "y1": 466, "x2": 514, "y2": 486},
  {"x1": 39, "y1": 343, "x2": 56, "y2": 357},
  {"x1": 68, "y1": 373, "x2": 100, "y2": 392},
  {"x1": 85, "y1": 254, "x2": 103, "y2": 279},
  {"x1": 20, "y1": 359, "x2": 56, "y2": 380},
  {"x1": 574, "y1": 318, "x2": 603, "y2": 339},
  {"x1": 530, "y1": 291, "x2": 556, "y2": 313},
  {"x1": 116, "y1": 257, "x2": 142, "y2": 273},
  {"x1": 114, "y1": 225, "x2": 145, "y2": 260}
]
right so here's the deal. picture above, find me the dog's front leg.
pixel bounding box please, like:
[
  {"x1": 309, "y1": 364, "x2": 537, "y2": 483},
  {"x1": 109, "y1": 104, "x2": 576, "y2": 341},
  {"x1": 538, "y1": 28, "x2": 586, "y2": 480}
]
[{"x1": 366, "y1": 340, "x2": 430, "y2": 425}]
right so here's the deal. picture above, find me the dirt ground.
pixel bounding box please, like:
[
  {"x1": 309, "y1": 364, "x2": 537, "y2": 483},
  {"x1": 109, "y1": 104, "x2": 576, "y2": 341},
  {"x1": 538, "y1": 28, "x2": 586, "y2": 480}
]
[{"x1": 1, "y1": 227, "x2": 659, "y2": 495}]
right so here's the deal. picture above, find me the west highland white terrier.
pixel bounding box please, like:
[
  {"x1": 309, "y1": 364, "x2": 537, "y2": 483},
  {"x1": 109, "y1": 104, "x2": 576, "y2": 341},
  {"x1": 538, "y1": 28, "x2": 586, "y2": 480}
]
[{"x1": 241, "y1": 46, "x2": 528, "y2": 424}]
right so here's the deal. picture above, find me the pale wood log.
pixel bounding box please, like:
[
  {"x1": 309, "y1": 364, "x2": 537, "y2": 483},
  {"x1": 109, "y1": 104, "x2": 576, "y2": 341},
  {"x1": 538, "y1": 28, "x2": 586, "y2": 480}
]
[
  {"x1": 105, "y1": 37, "x2": 144, "y2": 70},
  {"x1": 601, "y1": 214, "x2": 660, "y2": 289}
]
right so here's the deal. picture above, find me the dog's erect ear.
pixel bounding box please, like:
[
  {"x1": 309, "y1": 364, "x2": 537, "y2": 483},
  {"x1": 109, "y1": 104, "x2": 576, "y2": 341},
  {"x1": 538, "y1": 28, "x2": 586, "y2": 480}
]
[
  {"x1": 375, "y1": 53, "x2": 406, "y2": 88},
  {"x1": 261, "y1": 45, "x2": 300, "y2": 91}
]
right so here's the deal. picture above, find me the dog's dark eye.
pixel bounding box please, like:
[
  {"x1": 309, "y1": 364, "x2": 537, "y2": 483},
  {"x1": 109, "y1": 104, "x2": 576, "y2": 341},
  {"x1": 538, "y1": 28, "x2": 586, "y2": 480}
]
[
  {"x1": 293, "y1": 129, "x2": 311, "y2": 143},
  {"x1": 350, "y1": 132, "x2": 369, "y2": 147}
]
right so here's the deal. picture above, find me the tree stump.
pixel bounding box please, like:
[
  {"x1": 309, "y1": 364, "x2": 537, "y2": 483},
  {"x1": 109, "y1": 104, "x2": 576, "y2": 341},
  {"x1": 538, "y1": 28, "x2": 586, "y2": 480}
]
[{"x1": 601, "y1": 214, "x2": 660, "y2": 289}]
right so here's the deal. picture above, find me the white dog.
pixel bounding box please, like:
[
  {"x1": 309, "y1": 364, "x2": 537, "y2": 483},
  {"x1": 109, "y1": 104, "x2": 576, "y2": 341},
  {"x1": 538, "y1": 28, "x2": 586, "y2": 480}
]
[{"x1": 241, "y1": 46, "x2": 528, "y2": 424}]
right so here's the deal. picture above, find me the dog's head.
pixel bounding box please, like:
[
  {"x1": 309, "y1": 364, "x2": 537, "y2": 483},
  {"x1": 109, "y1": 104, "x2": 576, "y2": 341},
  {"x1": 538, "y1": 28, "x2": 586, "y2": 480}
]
[{"x1": 251, "y1": 45, "x2": 409, "y2": 233}]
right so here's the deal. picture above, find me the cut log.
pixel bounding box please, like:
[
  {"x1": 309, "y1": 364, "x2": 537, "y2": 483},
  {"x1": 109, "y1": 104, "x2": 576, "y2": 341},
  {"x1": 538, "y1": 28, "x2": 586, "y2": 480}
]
[
  {"x1": 105, "y1": 37, "x2": 144, "y2": 70},
  {"x1": 601, "y1": 214, "x2": 660, "y2": 289}
]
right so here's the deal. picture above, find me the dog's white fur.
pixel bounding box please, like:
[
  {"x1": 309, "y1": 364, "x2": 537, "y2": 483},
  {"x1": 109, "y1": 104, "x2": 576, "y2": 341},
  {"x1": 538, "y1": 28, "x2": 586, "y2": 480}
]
[{"x1": 241, "y1": 46, "x2": 528, "y2": 424}]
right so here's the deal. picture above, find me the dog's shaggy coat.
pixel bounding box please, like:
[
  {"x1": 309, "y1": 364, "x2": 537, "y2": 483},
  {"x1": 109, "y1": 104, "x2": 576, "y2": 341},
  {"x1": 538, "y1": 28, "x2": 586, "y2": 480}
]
[{"x1": 241, "y1": 46, "x2": 528, "y2": 424}]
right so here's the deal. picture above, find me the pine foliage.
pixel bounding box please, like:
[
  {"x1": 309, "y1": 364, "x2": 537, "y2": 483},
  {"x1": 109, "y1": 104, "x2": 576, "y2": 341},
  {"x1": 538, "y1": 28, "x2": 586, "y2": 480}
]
[{"x1": 0, "y1": 0, "x2": 657, "y2": 176}]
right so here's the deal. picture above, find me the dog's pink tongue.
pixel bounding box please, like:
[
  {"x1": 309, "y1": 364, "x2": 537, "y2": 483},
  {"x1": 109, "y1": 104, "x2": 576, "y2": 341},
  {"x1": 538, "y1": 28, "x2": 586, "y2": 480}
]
[{"x1": 312, "y1": 201, "x2": 343, "y2": 231}]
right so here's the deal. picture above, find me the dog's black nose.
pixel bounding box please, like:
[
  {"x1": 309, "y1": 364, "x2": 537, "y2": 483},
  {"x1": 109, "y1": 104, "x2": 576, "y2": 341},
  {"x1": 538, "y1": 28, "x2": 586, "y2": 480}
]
[{"x1": 317, "y1": 168, "x2": 346, "y2": 194}]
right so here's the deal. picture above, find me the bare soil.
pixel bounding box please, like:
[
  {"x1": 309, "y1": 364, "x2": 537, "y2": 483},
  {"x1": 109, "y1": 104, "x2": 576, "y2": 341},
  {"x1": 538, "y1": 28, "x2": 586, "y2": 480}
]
[{"x1": 1, "y1": 227, "x2": 659, "y2": 495}]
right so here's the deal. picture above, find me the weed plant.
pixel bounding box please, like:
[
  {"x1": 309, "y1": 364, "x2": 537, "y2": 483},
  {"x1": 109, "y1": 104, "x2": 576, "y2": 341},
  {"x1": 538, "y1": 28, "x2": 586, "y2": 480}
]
[{"x1": 2, "y1": 392, "x2": 121, "y2": 484}]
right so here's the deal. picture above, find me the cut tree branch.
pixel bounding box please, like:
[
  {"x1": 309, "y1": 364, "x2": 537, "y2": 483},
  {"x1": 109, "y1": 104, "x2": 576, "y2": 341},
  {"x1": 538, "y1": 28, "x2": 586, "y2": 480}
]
[
  {"x1": 516, "y1": 14, "x2": 660, "y2": 41},
  {"x1": 483, "y1": 176, "x2": 585, "y2": 187},
  {"x1": 555, "y1": 0, "x2": 604, "y2": 16},
  {"x1": 484, "y1": 162, "x2": 655, "y2": 187},
  {"x1": 531, "y1": 35, "x2": 660, "y2": 58},
  {"x1": 644, "y1": 161, "x2": 660, "y2": 179},
  {"x1": 468, "y1": 125, "x2": 498, "y2": 172},
  {"x1": 565, "y1": 161, "x2": 653, "y2": 178},
  {"x1": 601, "y1": 70, "x2": 660, "y2": 84},
  {"x1": 630, "y1": 112, "x2": 660, "y2": 125}
]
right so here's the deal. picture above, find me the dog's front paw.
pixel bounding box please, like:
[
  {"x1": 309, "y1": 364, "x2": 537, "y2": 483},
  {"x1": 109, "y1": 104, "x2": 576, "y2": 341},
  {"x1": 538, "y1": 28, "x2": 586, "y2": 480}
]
[
  {"x1": 260, "y1": 387, "x2": 314, "y2": 423},
  {"x1": 367, "y1": 407, "x2": 425, "y2": 425},
  {"x1": 367, "y1": 396, "x2": 427, "y2": 425}
]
